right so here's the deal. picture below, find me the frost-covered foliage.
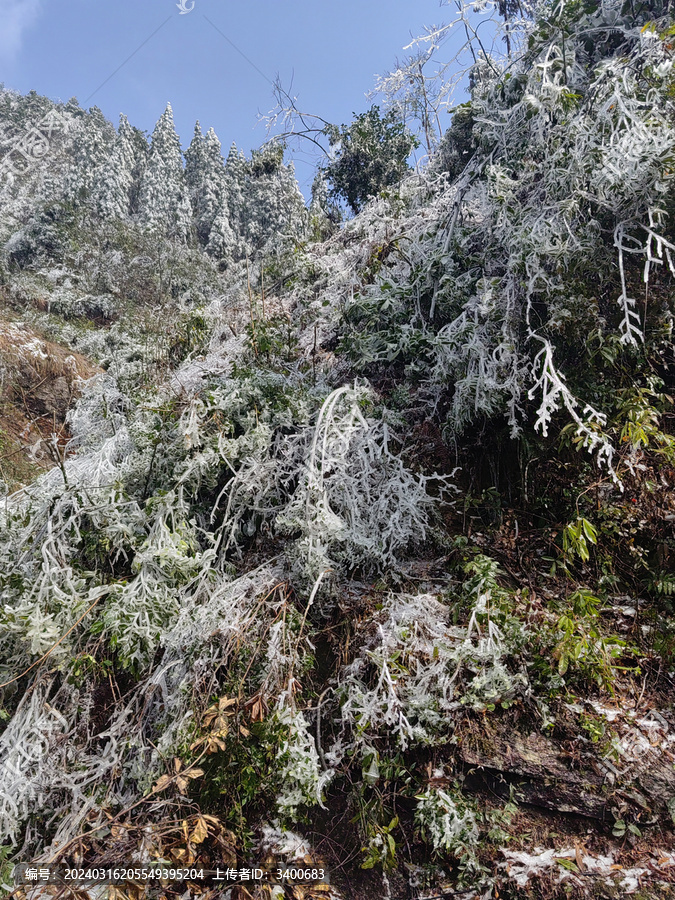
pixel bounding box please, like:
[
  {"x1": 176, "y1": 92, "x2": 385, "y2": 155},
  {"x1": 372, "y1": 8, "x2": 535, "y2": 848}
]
[
  {"x1": 274, "y1": 697, "x2": 332, "y2": 816},
  {"x1": 415, "y1": 787, "x2": 478, "y2": 855},
  {"x1": 278, "y1": 384, "x2": 445, "y2": 582},
  {"x1": 2, "y1": 1, "x2": 675, "y2": 890},
  {"x1": 0, "y1": 335, "x2": 438, "y2": 853},
  {"x1": 331, "y1": 0, "x2": 675, "y2": 477},
  {"x1": 337, "y1": 556, "x2": 527, "y2": 753}
]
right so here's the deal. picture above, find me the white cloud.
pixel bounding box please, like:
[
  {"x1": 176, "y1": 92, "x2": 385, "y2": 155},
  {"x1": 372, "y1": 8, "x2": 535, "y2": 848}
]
[{"x1": 0, "y1": 0, "x2": 41, "y2": 62}]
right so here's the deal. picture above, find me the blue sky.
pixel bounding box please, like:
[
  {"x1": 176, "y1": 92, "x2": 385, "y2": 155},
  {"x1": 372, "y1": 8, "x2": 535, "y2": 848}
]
[{"x1": 0, "y1": 0, "x2": 465, "y2": 192}]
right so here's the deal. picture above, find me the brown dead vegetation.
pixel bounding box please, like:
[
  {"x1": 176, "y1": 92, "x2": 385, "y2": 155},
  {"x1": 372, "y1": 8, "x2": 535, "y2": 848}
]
[{"x1": 0, "y1": 318, "x2": 100, "y2": 489}]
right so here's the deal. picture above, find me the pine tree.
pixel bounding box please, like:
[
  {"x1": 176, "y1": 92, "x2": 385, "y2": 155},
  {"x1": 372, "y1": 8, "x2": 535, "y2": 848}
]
[
  {"x1": 95, "y1": 114, "x2": 138, "y2": 220},
  {"x1": 184, "y1": 121, "x2": 206, "y2": 195},
  {"x1": 207, "y1": 142, "x2": 308, "y2": 259},
  {"x1": 244, "y1": 147, "x2": 307, "y2": 254},
  {"x1": 222, "y1": 142, "x2": 249, "y2": 236},
  {"x1": 138, "y1": 103, "x2": 186, "y2": 235},
  {"x1": 65, "y1": 106, "x2": 116, "y2": 206},
  {"x1": 200, "y1": 128, "x2": 225, "y2": 243},
  {"x1": 174, "y1": 185, "x2": 194, "y2": 244},
  {"x1": 185, "y1": 122, "x2": 225, "y2": 246},
  {"x1": 206, "y1": 203, "x2": 237, "y2": 260}
]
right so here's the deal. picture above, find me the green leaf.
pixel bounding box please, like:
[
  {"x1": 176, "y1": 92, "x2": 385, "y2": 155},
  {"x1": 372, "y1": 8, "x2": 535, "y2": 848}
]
[
  {"x1": 555, "y1": 858, "x2": 578, "y2": 872},
  {"x1": 581, "y1": 519, "x2": 597, "y2": 543},
  {"x1": 612, "y1": 819, "x2": 626, "y2": 838}
]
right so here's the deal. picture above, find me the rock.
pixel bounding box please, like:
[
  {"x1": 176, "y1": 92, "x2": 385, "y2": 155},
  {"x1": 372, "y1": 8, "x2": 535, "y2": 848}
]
[{"x1": 460, "y1": 729, "x2": 608, "y2": 819}]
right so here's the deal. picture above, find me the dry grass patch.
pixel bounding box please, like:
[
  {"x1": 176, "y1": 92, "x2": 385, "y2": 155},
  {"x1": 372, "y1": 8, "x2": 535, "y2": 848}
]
[{"x1": 0, "y1": 319, "x2": 100, "y2": 489}]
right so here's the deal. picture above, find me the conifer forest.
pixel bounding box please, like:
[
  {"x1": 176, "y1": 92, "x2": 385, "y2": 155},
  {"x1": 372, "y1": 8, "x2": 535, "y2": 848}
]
[{"x1": 1, "y1": 1, "x2": 675, "y2": 897}]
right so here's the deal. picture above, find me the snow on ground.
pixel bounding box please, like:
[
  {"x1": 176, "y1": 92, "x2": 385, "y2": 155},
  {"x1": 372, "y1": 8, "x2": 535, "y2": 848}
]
[{"x1": 500, "y1": 846, "x2": 675, "y2": 893}]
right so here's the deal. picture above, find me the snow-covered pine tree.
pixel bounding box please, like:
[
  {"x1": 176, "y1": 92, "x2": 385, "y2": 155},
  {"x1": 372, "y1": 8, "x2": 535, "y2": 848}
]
[
  {"x1": 94, "y1": 114, "x2": 138, "y2": 221},
  {"x1": 207, "y1": 142, "x2": 250, "y2": 260},
  {"x1": 244, "y1": 145, "x2": 307, "y2": 254},
  {"x1": 206, "y1": 201, "x2": 237, "y2": 260},
  {"x1": 64, "y1": 106, "x2": 115, "y2": 207},
  {"x1": 207, "y1": 142, "x2": 307, "y2": 260},
  {"x1": 138, "y1": 103, "x2": 187, "y2": 237},
  {"x1": 222, "y1": 141, "x2": 249, "y2": 237},
  {"x1": 184, "y1": 121, "x2": 206, "y2": 191},
  {"x1": 185, "y1": 122, "x2": 226, "y2": 247},
  {"x1": 0, "y1": 97, "x2": 76, "y2": 242},
  {"x1": 174, "y1": 184, "x2": 194, "y2": 245}
]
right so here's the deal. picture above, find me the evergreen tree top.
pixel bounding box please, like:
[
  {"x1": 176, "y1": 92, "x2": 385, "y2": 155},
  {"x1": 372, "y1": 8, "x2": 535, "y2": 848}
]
[
  {"x1": 148, "y1": 104, "x2": 183, "y2": 167},
  {"x1": 204, "y1": 127, "x2": 222, "y2": 156}
]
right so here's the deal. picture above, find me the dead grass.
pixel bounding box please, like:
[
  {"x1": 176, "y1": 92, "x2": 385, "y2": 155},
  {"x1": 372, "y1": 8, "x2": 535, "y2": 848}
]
[
  {"x1": 0, "y1": 319, "x2": 101, "y2": 490},
  {"x1": 0, "y1": 320, "x2": 98, "y2": 383}
]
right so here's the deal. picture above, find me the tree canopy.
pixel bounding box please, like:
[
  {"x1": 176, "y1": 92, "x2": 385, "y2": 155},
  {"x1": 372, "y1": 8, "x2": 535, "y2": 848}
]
[{"x1": 322, "y1": 106, "x2": 419, "y2": 213}]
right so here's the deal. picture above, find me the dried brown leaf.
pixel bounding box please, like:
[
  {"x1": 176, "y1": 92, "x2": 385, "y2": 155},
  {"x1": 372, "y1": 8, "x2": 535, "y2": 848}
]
[
  {"x1": 153, "y1": 775, "x2": 173, "y2": 793},
  {"x1": 175, "y1": 776, "x2": 189, "y2": 794},
  {"x1": 172, "y1": 847, "x2": 195, "y2": 865},
  {"x1": 190, "y1": 816, "x2": 209, "y2": 845},
  {"x1": 206, "y1": 736, "x2": 227, "y2": 754},
  {"x1": 219, "y1": 696, "x2": 237, "y2": 710},
  {"x1": 575, "y1": 847, "x2": 585, "y2": 872},
  {"x1": 250, "y1": 698, "x2": 264, "y2": 722}
]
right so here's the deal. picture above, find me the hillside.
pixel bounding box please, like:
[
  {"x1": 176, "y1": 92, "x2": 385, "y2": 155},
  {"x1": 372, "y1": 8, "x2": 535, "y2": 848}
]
[{"x1": 1, "y1": 2, "x2": 675, "y2": 898}]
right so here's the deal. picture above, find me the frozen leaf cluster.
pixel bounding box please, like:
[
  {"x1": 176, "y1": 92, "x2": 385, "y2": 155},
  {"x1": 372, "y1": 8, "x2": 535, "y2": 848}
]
[
  {"x1": 338, "y1": 557, "x2": 527, "y2": 754},
  {"x1": 278, "y1": 384, "x2": 447, "y2": 582},
  {"x1": 415, "y1": 787, "x2": 478, "y2": 855}
]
